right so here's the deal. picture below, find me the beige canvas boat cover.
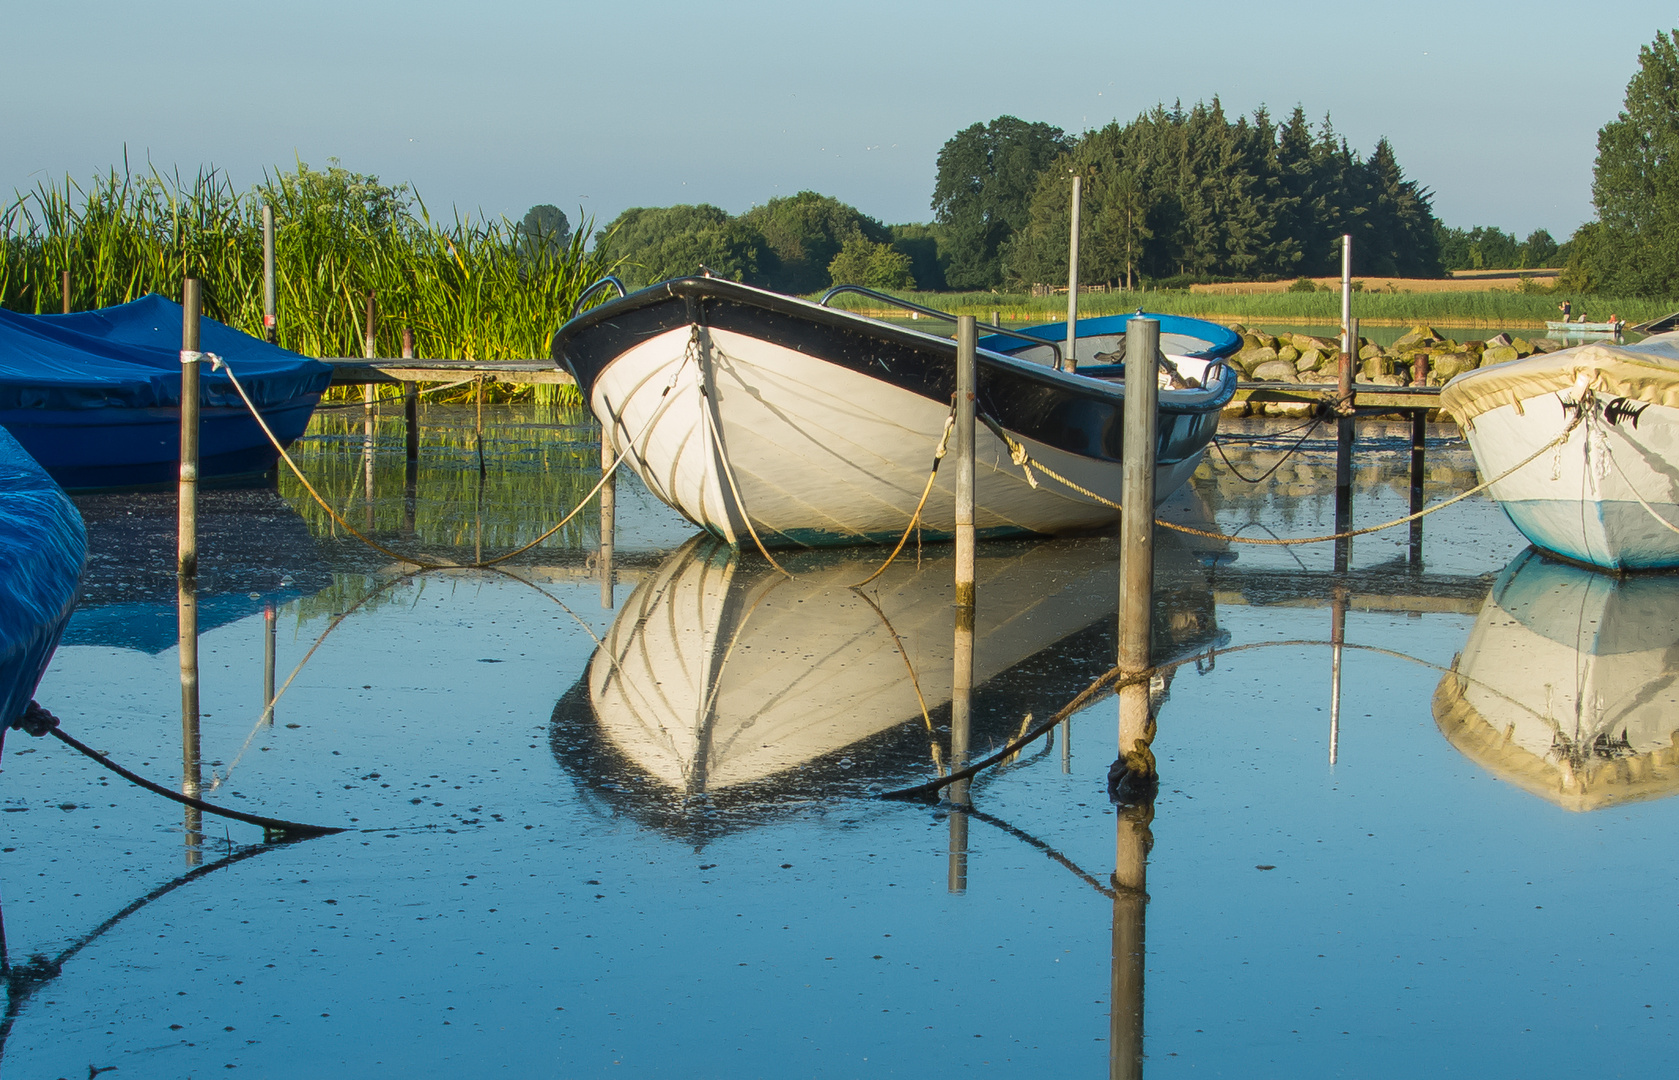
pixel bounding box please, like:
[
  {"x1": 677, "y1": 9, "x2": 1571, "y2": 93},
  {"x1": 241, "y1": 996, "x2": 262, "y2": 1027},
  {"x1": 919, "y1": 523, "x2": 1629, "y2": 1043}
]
[{"x1": 1439, "y1": 332, "x2": 1679, "y2": 424}]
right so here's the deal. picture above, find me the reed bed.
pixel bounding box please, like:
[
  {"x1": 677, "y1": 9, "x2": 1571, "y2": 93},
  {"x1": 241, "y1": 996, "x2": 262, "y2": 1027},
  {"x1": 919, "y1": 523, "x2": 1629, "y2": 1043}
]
[
  {"x1": 0, "y1": 163, "x2": 615, "y2": 403},
  {"x1": 827, "y1": 288, "x2": 1673, "y2": 328}
]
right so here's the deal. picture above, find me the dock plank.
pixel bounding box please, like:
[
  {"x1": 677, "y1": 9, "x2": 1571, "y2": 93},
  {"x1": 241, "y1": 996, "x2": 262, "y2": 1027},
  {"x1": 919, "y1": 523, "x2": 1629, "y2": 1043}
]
[{"x1": 323, "y1": 358, "x2": 574, "y2": 386}]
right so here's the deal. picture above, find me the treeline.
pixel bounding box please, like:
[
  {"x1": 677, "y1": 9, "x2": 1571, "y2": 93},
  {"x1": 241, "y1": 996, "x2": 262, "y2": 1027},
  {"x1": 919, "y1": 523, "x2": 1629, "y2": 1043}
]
[
  {"x1": 1435, "y1": 224, "x2": 1564, "y2": 271},
  {"x1": 944, "y1": 105, "x2": 1443, "y2": 289},
  {"x1": 594, "y1": 193, "x2": 922, "y2": 293},
  {"x1": 600, "y1": 102, "x2": 1450, "y2": 294}
]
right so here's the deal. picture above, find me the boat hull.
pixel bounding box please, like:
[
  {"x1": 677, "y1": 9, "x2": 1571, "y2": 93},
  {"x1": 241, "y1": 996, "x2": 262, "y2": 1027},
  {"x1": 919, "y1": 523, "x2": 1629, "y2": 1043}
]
[
  {"x1": 556, "y1": 278, "x2": 1236, "y2": 547},
  {"x1": 1462, "y1": 395, "x2": 1679, "y2": 571}
]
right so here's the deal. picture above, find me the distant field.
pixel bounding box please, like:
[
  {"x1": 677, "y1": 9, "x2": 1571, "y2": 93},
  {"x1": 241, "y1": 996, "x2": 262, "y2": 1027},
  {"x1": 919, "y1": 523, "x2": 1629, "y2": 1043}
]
[
  {"x1": 1188, "y1": 269, "x2": 1562, "y2": 295},
  {"x1": 827, "y1": 285, "x2": 1670, "y2": 329}
]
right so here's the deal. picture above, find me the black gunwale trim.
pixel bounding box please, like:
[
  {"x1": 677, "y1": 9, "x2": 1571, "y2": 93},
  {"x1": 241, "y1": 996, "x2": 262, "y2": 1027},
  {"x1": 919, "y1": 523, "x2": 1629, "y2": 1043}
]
[{"x1": 552, "y1": 277, "x2": 1237, "y2": 465}]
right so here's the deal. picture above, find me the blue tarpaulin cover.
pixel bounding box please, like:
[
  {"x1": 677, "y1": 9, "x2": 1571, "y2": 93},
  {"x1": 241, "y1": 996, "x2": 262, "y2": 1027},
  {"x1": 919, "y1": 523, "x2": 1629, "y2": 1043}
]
[
  {"x1": 0, "y1": 426, "x2": 85, "y2": 726},
  {"x1": 0, "y1": 294, "x2": 330, "y2": 412}
]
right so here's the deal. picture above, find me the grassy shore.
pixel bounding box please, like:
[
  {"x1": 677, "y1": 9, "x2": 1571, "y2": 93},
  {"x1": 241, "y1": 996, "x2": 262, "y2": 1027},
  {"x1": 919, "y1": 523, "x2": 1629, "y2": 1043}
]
[{"x1": 827, "y1": 288, "x2": 1673, "y2": 328}]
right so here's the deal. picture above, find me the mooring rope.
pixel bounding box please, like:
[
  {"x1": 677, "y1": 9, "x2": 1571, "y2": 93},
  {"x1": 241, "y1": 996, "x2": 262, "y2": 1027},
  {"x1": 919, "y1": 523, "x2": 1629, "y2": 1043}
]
[
  {"x1": 1602, "y1": 428, "x2": 1679, "y2": 538},
  {"x1": 978, "y1": 409, "x2": 1582, "y2": 547},
  {"x1": 16, "y1": 702, "x2": 344, "y2": 838},
  {"x1": 212, "y1": 353, "x2": 648, "y2": 570},
  {"x1": 1210, "y1": 414, "x2": 1327, "y2": 484},
  {"x1": 876, "y1": 635, "x2": 1539, "y2": 802}
]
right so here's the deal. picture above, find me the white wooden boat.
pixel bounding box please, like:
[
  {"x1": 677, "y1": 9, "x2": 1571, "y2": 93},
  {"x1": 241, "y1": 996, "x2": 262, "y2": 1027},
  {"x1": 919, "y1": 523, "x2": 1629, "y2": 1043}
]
[
  {"x1": 1440, "y1": 332, "x2": 1679, "y2": 570},
  {"x1": 1433, "y1": 549, "x2": 1679, "y2": 810},
  {"x1": 1545, "y1": 319, "x2": 1624, "y2": 335},
  {"x1": 552, "y1": 277, "x2": 1239, "y2": 548},
  {"x1": 549, "y1": 529, "x2": 1227, "y2": 825}
]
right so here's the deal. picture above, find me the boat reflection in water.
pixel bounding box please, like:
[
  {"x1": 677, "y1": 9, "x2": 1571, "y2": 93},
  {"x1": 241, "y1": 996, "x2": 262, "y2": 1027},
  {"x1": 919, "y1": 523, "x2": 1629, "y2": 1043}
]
[
  {"x1": 551, "y1": 529, "x2": 1227, "y2": 839},
  {"x1": 1434, "y1": 548, "x2": 1679, "y2": 810}
]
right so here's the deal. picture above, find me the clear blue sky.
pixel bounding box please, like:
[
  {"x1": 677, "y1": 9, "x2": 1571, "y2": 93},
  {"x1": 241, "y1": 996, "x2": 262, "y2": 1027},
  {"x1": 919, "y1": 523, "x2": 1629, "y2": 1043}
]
[{"x1": 6, "y1": 0, "x2": 1671, "y2": 244}]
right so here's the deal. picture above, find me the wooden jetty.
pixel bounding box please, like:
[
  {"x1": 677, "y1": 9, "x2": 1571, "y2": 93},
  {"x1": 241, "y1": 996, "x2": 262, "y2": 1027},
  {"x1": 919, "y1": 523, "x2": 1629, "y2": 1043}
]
[{"x1": 322, "y1": 357, "x2": 574, "y2": 387}]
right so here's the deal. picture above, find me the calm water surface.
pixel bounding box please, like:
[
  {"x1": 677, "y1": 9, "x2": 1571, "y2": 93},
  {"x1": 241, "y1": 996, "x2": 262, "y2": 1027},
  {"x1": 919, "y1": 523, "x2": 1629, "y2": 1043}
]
[{"x1": 5, "y1": 405, "x2": 1675, "y2": 1076}]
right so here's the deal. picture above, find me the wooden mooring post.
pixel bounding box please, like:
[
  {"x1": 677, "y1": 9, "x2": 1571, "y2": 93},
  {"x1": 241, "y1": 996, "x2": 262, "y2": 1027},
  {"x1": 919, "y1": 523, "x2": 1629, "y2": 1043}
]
[
  {"x1": 179, "y1": 278, "x2": 203, "y2": 864},
  {"x1": 1335, "y1": 317, "x2": 1358, "y2": 573},
  {"x1": 61, "y1": 270, "x2": 70, "y2": 314},
  {"x1": 948, "y1": 315, "x2": 977, "y2": 892},
  {"x1": 1329, "y1": 583, "x2": 1347, "y2": 764},
  {"x1": 262, "y1": 205, "x2": 277, "y2": 343},
  {"x1": 1409, "y1": 410, "x2": 1427, "y2": 565},
  {"x1": 1064, "y1": 174, "x2": 1082, "y2": 372},
  {"x1": 1113, "y1": 317, "x2": 1158, "y2": 804}
]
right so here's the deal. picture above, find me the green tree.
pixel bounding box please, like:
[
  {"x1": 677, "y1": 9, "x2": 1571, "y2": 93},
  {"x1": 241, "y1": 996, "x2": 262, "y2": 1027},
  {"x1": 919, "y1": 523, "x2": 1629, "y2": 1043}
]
[
  {"x1": 593, "y1": 204, "x2": 763, "y2": 287},
  {"x1": 1574, "y1": 28, "x2": 1679, "y2": 294},
  {"x1": 887, "y1": 223, "x2": 947, "y2": 291},
  {"x1": 516, "y1": 204, "x2": 571, "y2": 258},
  {"x1": 738, "y1": 191, "x2": 890, "y2": 294},
  {"x1": 932, "y1": 116, "x2": 1071, "y2": 289},
  {"x1": 827, "y1": 235, "x2": 915, "y2": 290}
]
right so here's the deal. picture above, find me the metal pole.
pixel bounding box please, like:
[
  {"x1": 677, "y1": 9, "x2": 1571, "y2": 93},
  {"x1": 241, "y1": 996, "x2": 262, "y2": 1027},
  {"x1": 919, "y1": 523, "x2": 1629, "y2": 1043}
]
[
  {"x1": 179, "y1": 279, "x2": 203, "y2": 866},
  {"x1": 1340, "y1": 233, "x2": 1353, "y2": 356},
  {"x1": 61, "y1": 270, "x2": 70, "y2": 314},
  {"x1": 600, "y1": 423, "x2": 617, "y2": 610},
  {"x1": 262, "y1": 205, "x2": 277, "y2": 343},
  {"x1": 1065, "y1": 174, "x2": 1082, "y2": 373},
  {"x1": 1115, "y1": 318, "x2": 1158, "y2": 802},
  {"x1": 262, "y1": 603, "x2": 276, "y2": 725},
  {"x1": 954, "y1": 316, "x2": 977, "y2": 610},
  {"x1": 947, "y1": 806, "x2": 969, "y2": 894}
]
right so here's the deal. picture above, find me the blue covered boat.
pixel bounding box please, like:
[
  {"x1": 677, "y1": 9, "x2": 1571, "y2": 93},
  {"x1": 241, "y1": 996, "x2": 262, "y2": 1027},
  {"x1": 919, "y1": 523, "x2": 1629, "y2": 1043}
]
[
  {"x1": 0, "y1": 426, "x2": 85, "y2": 742},
  {"x1": 0, "y1": 295, "x2": 332, "y2": 491}
]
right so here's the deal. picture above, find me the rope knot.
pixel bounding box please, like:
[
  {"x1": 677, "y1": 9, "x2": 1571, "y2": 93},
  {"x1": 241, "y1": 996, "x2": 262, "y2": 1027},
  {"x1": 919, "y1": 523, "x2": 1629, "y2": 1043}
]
[{"x1": 16, "y1": 700, "x2": 60, "y2": 737}]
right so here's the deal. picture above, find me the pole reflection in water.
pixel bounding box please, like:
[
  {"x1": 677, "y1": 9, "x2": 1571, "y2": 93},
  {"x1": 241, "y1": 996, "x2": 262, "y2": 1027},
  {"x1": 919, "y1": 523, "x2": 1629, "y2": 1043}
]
[
  {"x1": 948, "y1": 601, "x2": 975, "y2": 893},
  {"x1": 600, "y1": 425, "x2": 616, "y2": 611},
  {"x1": 179, "y1": 568, "x2": 201, "y2": 867},
  {"x1": 1111, "y1": 802, "x2": 1151, "y2": 1080},
  {"x1": 1329, "y1": 583, "x2": 1347, "y2": 765},
  {"x1": 262, "y1": 603, "x2": 276, "y2": 726}
]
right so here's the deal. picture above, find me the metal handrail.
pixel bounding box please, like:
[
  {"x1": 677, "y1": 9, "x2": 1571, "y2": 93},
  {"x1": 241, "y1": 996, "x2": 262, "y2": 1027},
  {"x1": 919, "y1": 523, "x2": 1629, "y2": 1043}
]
[
  {"x1": 571, "y1": 276, "x2": 628, "y2": 319},
  {"x1": 818, "y1": 284, "x2": 1064, "y2": 369}
]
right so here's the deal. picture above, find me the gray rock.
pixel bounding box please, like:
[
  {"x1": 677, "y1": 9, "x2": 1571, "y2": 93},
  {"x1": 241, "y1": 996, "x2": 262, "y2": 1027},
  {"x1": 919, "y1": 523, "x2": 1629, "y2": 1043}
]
[
  {"x1": 1486, "y1": 332, "x2": 1512, "y2": 348},
  {"x1": 1358, "y1": 343, "x2": 1384, "y2": 361},
  {"x1": 1360, "y1": 355, "x2": 1395, "y2": 379},
  {"x1": 1392, "y1": 325, "x2": 1440, "y2": 350},
  {"x1": 1482, "y1": 344, "x2": 1519, "y2": 365},
  {"x1": 1277, "y1": 344, "x2": 1301, "y2": 363},
  {"x1": 1252, "y1": 359, "x2": 1302, "y2": 382}
]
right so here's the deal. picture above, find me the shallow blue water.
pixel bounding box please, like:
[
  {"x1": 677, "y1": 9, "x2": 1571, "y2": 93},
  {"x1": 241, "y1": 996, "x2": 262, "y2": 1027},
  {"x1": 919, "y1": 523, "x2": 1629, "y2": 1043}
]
[{"x1": 4, "y1": 407, "x2": 1674, "y2": 1077}]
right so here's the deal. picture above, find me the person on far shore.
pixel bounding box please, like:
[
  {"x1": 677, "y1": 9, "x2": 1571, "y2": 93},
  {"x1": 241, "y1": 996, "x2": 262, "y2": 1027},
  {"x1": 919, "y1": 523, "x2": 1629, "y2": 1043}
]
[{"x1": 1558, "y1": 299, "x2": 1572, "y2": 319}]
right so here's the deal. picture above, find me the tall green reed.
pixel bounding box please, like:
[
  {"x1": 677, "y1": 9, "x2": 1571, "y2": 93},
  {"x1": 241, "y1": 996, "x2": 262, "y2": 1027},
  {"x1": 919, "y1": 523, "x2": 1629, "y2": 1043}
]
[{"x1": 0, "y1": 161, "x2": 616, "y2": 403}]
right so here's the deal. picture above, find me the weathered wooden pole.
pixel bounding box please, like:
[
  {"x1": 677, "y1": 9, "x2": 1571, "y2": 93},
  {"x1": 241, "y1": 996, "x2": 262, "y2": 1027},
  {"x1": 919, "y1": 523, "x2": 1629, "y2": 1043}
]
[
  {"x1": 361, "y1": 292, "x2": 377, "y2": 530},
  {"x1": 179, "y1": 279, "x2": 203, "y2": 865},
  {"x1": 262, "y1": 204, "x2": 277, "y2": 343},
  {"x1": 947, "y1": 805, "x2": 969, "y2": 894},
  {"x1": 1110, "y1": 805, "x2": 1151, "y2": 1080},
  {"x1": 1065, "y1": 174, "x2": 1082, "y2": 373},
  {"x1": 1114, "y1": 317, "x2": 1159, "y2": 803},
  {"x1": 954, "y1": 316, "x2": 977, "y2": 609},
  {"x1": 402, "y1": 328, "x2": 419, "y2": 465},
  {"x1": 60, "y1": 270, "x2": 70, "y2": 314},
  {"x1": 949, "y1": 316, "x2": 978, "y2": 814},
  {"x1": 262, "y1": 603, "x2": 276, "y2": 726},
  {"x1": 600, "y1": 423, "x2": 617, "y2": 610},
  {"x1": 990, "y1": 308, "x2": 1001, "y2": 327},
  {"x1": 1335, "y1": 317, "x2": 1357, "y2": 572},
  {"x1": 1060, "y1": 717, "x2": 1071, "y2": 774}
]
